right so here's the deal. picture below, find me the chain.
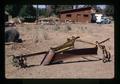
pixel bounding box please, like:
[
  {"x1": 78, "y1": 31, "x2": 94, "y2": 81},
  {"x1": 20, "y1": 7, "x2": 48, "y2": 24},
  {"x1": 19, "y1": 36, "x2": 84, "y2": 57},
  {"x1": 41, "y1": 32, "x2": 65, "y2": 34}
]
[{"x1": 96, "y1": 41, "x2": 111, "y2": 63}]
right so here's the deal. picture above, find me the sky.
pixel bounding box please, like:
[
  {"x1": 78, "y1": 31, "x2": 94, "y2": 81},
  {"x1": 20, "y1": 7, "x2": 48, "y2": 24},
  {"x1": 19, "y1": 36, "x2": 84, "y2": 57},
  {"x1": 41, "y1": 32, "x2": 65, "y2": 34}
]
[
  {"x1": 33, "y1": 5, "x2": 46, "y2": 9},
  {"x1": 97, "y1": 5, "x2": 106, "y2": 9},
  {"x1": 33, "y1": 5, "x2": 106, "y2": 9}
]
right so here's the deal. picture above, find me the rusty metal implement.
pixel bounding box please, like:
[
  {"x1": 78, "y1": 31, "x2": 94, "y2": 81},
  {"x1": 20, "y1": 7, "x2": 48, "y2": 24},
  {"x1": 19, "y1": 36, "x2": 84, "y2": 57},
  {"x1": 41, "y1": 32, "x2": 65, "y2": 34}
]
[
  {"x1": 12, "y1": 36, "x2": 111, "y2": 68},
  {"x1": 76, "y1": 38, "x2": 111, "y2": 63},
  {"x1": 12, "y1": 36, "x2": 80, "y2": 67},
  {"x1": 40, "y1": 36, "x2": 80, "y2": 65}
]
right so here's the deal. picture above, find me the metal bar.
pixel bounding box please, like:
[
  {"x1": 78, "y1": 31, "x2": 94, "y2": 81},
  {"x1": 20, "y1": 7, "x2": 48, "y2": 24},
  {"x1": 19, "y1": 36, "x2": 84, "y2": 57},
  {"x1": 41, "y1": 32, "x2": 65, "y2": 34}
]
[
  {"x1": 76, "y1": 38, "x2": 110, "y2": 45},
  {"x1": 99, "y1": 38, "x2": 110, "y2": 44},
  {"x1": 40, "y1": 52, "x2": 49, "y2": 65},
  {"x1": 76, "y1": 39, "x2": 96, "y2": 45},
  {"x1": 14, "y1": 51, "x2": 47, "y2": 58},
  {"x1": 55, "y1": 46, "x2": 73, "y2": 53}
]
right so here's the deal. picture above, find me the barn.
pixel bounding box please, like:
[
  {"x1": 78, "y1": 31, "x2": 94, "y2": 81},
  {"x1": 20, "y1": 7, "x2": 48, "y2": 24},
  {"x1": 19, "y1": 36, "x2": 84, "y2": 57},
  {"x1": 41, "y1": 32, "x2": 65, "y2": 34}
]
[{"x1": 59, "y1": 7, "x2": 96, "y2": 23}]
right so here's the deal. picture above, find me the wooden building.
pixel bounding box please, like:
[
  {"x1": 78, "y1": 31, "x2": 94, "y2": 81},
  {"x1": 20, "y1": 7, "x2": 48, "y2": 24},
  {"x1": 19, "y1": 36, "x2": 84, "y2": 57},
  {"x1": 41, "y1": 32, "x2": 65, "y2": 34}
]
[{"x1": 59, "y1": 7, "x2": 96, "y2": 23}]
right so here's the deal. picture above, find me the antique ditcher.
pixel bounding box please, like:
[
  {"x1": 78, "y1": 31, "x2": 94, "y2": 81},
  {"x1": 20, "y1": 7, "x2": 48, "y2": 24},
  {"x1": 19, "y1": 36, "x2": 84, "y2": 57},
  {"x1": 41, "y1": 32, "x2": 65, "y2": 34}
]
[{"x1": 12, "y1": 36, "x2": 111, "y2": 68}]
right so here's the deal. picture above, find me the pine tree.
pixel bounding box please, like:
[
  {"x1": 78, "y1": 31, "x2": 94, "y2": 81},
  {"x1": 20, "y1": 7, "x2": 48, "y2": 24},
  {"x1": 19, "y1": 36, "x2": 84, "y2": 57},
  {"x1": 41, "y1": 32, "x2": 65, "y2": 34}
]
[
  {"x1": 104, "y1": 5, "x2": 114, "y2": 16},
  {"x1": 19, "y1": 5, "x2": 36, "y2": 22},
  {"x1": 5, "y1": 5, "x2": 22, "y2": 17}
]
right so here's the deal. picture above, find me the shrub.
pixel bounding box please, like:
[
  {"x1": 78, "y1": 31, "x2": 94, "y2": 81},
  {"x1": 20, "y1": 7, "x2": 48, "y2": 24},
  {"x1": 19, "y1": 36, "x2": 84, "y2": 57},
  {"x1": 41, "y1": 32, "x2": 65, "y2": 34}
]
[
  {"x1": 66, "y1": 25, "x2": 72, "y2": 31},
  {"x1": 54, "y1": 25, "x2": 60, "y2": 31},
  {"x1": 42, "y1": 31, "x2": 49, "y2": 40}
]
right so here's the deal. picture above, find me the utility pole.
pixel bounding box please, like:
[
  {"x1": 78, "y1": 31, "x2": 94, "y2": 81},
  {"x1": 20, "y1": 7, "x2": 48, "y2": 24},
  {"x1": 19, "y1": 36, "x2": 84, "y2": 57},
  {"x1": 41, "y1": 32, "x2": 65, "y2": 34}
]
[
  {"x1": 36, "y1": 4, "x2": 39, "y2": 24},
  {"x1": 46, "y1": 5, "x2": 52, "y2": 17},
  {"x1": 35, "y1": 4, "x2": 39, "y2": 43}
]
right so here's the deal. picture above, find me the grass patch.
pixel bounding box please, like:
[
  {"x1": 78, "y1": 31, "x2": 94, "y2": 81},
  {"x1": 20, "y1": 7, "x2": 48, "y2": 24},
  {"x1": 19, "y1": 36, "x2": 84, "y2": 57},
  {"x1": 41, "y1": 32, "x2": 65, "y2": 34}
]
[{"x1": 42, "y1": 31, "x2": 49, "y2": 40}]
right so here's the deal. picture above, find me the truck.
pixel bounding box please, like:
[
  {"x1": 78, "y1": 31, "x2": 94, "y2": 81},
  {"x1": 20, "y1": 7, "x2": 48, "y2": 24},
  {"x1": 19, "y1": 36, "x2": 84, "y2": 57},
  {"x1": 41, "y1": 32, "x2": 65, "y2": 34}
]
[{"x1": 95, "y1": 14, "x2": 111, "y2": 24}]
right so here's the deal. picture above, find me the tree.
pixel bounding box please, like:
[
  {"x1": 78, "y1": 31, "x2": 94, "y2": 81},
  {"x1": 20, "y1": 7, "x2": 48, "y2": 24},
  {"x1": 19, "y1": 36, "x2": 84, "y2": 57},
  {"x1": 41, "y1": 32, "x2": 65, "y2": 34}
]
[
  {"x1": 19, "y1": 5, "x2": 36, "y2": 22},
  {"x1": 104, "y1": 5, "x2": 114, "y2": 16},
  {"x1": 5, "y1": 5, "x2": 13, "y2": 15},
  {"x1": 59, "y1": 5, "x2": 73, "y2": 10},
  {"x1": 46, "y1": 5, "x2": 73, "y2": 16},
  {"x1": 84, "y1": 5, "x2": 97, "y2": 8},
  {"x1": 96, "y1": 7, "x2": 103, "y2": 13},
  {"x1": 5, "y1": 5, "x2": 22, "y2": 17},
  {"x1": 19, "y1": 5, "x2": 36, "y2": 17},
  {"x1": 83, "y1": 5, "x2": 104, "y2": 13},
  {"x1": 39, "y1": 8, "x2": 48, "y2": 17},
  {"x1": 51, "y1": 5, "x2": 61, "y2": 15},
  {"x1": 46, "y1": 5, "x2": 52, "y2": 16}
]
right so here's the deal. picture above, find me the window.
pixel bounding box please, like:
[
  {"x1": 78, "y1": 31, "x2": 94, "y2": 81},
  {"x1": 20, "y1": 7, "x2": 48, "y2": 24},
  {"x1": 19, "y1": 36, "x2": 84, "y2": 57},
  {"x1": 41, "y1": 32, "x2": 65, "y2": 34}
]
[
  {"x1": 77, "y1": 14, "x2": 81, "y2": 16},
  {"x1": 84, "y1": 14, "x2": 88, "y2": 17},
  {"x1": 66, "y1": 14, "x2": 71, "y2": 17}
]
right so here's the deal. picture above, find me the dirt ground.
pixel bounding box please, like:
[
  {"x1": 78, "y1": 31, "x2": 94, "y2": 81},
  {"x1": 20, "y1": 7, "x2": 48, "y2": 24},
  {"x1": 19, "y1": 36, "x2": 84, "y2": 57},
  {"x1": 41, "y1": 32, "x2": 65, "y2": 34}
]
[{"x1": 5, "y1": 22, "x2": 114, "y2": 79}]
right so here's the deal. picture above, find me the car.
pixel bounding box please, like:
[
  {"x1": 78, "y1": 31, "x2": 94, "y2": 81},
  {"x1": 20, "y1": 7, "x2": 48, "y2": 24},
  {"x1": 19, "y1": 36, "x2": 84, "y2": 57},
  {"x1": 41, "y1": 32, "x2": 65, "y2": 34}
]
[{"x1": 100, "y1": 17, "x2": 111, "y2": 24}]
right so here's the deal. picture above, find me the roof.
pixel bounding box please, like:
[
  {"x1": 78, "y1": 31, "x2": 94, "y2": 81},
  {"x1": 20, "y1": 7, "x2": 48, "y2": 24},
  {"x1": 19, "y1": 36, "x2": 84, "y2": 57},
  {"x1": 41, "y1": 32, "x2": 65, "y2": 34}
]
[{"x1": 59, "y1": 7, "x2": 94, "y2": 14}]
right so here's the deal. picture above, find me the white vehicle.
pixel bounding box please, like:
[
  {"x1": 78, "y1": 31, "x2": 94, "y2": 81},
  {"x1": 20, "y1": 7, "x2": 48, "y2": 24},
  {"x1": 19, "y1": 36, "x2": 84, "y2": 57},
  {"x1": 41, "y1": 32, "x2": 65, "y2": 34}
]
[
  {"x1": 95, "y1": 14, "x2": 103, "y2": 24},
  {"x1": 95, "y1": 14, "x2": 111, "y2": 24},
  {"x1": 100, "y1": 17, "x2": 111, "y2": 24}
]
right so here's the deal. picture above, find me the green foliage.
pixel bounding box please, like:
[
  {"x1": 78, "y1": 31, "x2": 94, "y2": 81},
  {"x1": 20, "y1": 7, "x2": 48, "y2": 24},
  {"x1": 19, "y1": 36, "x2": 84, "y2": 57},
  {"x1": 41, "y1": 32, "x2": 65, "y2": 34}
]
[
  {"x1": 5, "y1": 5, "x2": 13, "y2": 15},
  {"x1": 104, "y1": 5, "x2": 114, "y2": 16},
  {"x1": 19, "y1": 5, "x2": 36, "y2": 22},
  {"x1": 46, "y1": 5, "x2": 73, "y2": 16},
  {"x1": 5, "y1": 5, "x2": 22, "y2": 17},
  {"x1": 96, "y1": 7, "x2": 103, "y2": 13},
  {"x1": 19, "y1": 5, "x2": 36, "y2": 17},
  {"x1": 84, "y1": 5, "x2": 103, "y2": 13},
  {"x1": 39, "y1": 8, "x2": 49, "y2": 17},
  {"x1": 36, "y1": 5, "x2": 73, "y2": 17},
  {"x1": 5, "y1": 5, "x2": 36, "y2": 19},
  {"x1": 5, "y1": 5, "x2": 74, "y2": 18},
  {"x1": 83, "y1": 5, "x2": 114, "y2": 17}
]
